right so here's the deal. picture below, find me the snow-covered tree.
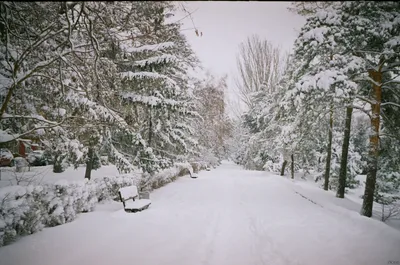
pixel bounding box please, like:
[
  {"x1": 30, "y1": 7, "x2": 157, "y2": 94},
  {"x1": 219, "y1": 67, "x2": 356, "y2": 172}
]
[
  {"x1": 0, "y1": 2, "x2": 205, "y2": 179},
  {"x1": 192, "y1": 72, "x2": 233, "y2": 165},
  {"x1": 287, "y1": 1, "x2": 400, "y2": 217},
  {"x1": 236, "y1": 2, "x2": 399, "y2": 220},
  {"x1": 115, "y1": 1, "x2": 200, "y2": 173},
  {"x1": 234, "y1": 34, "x2": 286, "y2": 112},
  {"x1": 328, "y1": 1, "x2": 400, "y2": 217}
]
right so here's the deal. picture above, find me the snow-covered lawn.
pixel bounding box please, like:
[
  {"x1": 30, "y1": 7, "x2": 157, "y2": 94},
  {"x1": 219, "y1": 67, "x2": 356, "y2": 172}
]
[
  {"x1": 0, "y1": 165, "x2": 121, "y2": 188},
  {"x1": 0, "y1": 161, "x2": 399, "y2": 265},
  {"x1": 294, "y1": 172, "x2": 400, "y2": 231}
]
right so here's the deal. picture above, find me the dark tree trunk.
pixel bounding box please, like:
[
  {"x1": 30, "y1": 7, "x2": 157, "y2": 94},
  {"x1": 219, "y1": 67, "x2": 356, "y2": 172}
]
[
  {"x1": 324, "y1": 106, "x2": 333, "y2": 191},
  {"x1": 84, "y1": 147, "x2": 94, "y2": 180},
  {"x1": 0, "y1": 83, "x2": 16, "y2": 118},
  {"x1": 337, "y1": 106, "x2": 353, "y2": 198},
  {"x1": 280, "y1": 160, "x2": 288, "y2": 176},
  {"x1": 291, "y1": 154, "x2": 294, "y2": 179},
  {"x1": 148, "y1": 109, "x2": 152, "y2": 147},
  {"x1": 53, "y1": 154, "x2": 64, "y2": 173},
  {"x1": 361, "y1": 68, "x2": 382, "y2": 217}
]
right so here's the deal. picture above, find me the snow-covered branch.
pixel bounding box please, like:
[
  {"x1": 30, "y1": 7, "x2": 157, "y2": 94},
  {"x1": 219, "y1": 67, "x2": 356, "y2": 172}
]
[
  {"x1": 1, "y1": 113, "x2": 59, "y2": 125},
  {"x1": 381, "y1": 102, "x2": 400, "y2": 108}
]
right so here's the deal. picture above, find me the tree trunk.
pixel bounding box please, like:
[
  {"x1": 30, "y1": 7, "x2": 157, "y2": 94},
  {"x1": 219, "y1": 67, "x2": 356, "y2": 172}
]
[
  {"x1": 53, "y1": 154, "x2": 64, "y2": 173},
  {"x1": 291, "y1": 154, "x2": 294, "y2": 179},
  {"x1": 280, "y1": 160, "x2": 288, "y2": 176},
  {"x1": 361, "y1": 69, "x2": 382, "y2": 217},
  {"x1": 324, "y1": 105, "x2": 333, "y2": 191},
  {"x1": 84, "y1": 147, "x2": 94, "y2": 180},
  {"x1": 148, "y1": 109, "x2": 152, "y2": 147},
  {"x1": 337, "y1": 106, "x2": 353, "y2": 198},
  {"x1": 0, "y1": 83, "x2": 16, "y2": 118}
]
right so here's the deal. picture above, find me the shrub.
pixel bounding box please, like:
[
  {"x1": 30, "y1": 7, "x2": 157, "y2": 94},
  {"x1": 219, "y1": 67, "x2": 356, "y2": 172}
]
[{"x1": 0, "y1": 161, "x2": 207, "y2": 247}]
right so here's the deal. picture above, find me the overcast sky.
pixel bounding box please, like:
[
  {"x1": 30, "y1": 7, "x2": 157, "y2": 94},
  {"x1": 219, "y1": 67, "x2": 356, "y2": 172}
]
[{"x1": 175, "y1": 1, "x2": 306, "y2": 115}]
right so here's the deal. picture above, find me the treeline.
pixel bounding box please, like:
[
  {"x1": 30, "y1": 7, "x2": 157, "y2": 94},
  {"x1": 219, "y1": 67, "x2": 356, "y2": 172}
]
[
  {"x1": 0, "y1": 2, "x2": 232, "y2": 179},
  {"x1": 232, "y1": 2, "x2": 400, "y2": 219}
]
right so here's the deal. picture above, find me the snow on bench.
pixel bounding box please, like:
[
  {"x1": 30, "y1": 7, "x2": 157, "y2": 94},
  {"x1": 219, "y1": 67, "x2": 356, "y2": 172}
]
[
  {"x1": 124, "y1": 199, "x2": 152, "y2": 210},
  {"x1": 118, "y1": 185, "x2": 151, "y2": 213}
]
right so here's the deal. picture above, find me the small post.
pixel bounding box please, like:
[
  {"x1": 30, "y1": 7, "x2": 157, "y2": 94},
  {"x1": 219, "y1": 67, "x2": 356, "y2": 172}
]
[{"x1": 291, "y1": 154, "x2": 294, "y2": 179}]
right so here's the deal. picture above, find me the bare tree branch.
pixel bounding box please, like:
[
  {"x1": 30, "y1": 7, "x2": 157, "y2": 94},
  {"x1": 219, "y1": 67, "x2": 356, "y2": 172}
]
[{"x1": 235, "y1": 34, "x2": 285, "y2": 110}]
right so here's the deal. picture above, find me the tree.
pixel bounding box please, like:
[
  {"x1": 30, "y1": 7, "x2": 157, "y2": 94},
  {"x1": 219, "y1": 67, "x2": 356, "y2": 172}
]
[
  {"x1": 340, "y1": 1, "x2": 400, "y2": 217},
  {"x1": 234, "y1": 50, "x2": 292, "y2": 172},
  {"x1": 234, "y1": 34, "x2": 286, "y2": 111},
  {"x1": 0, "y1": 1, "x2": 205, "y2": 180},
  {"x1": 0, "y1": 2, "x2": 97, "y2": 141},
  {"x1": 288, "y1": 2, "x2": 334, "y2": 17},
  {"x1": 111, "y1": 1, "x2": 201, "y2": 174},
  {"x1": 191, "y1": 72, "x2": 233, "y2": 165},
  {"x1": 337, "y1": 106, "x2": 353, "y2": 198},
  {"x1": 289, "y1": 1, "x2": 400, "y2": 217}
]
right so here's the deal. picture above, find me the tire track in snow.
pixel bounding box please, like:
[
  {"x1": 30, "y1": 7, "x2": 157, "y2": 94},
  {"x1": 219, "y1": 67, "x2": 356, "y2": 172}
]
[
  {"x1": 246, "y1": 213, "x2": 305, "y2": 265},
  {"x1": 233, "y1": 175, "x2": 305, "y2": 265},
  {"x1": 293, "y1": 190, "x2": 324, "y2": 208},
  {"x1": 200, "y1": 209, "x2": 222, "y2": 265}
]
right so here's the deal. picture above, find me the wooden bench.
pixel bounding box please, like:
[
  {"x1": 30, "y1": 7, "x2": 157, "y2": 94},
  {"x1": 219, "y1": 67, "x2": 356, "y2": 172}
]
[{"x1": 118, "y1": 185, "x2": 151, "y2": 213}]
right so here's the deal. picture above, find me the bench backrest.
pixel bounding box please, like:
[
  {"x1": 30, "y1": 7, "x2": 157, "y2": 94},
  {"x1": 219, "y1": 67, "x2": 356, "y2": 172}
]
[{"x1": 119, "y1": 185, "x2": 139, "y2": 203}]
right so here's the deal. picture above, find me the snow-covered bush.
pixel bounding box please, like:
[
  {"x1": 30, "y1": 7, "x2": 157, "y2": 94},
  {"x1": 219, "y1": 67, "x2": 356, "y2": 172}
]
[
  {"x1": 0, "y1": 186, "x2": 45, "y2": 246},
  {"x1": 43, "y1": 181, "x2": 98, "y2": 227},
  {"x1": 263, "y1": 160, "x2": 281, "y2": 173},
  {"x1": 190, "y1": 161, "x2": 209, "y2": 173},
  {"x1": 191, "y1": 160, "x2": 211, "y2": 172},
  {"x1": 0, "y1": 181, "x2": 99, "y2": 245},
  {"x1": 100, "y1": 156, "x2": 109, "y2": 166},
  {"x1": 94, "y1": 174, "x2": 141, "y2": 201},
  {"x1": 14, "y1": 157, "x2": 29, "y2": 172},
  {"x1": 0, "y1": 161, "x2": 202, "y2": 247},
  {"x1": 147, "y1": 162, "x2": 194, "y2": 190},
  {"x1": 176, "y1": 162, "x2": 194, "y2": 176}
]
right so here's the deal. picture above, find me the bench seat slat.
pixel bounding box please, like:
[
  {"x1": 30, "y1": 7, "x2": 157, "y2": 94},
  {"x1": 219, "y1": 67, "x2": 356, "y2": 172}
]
[{"x1": 124, "y1": 199, "x2": 152, "y2": 210}]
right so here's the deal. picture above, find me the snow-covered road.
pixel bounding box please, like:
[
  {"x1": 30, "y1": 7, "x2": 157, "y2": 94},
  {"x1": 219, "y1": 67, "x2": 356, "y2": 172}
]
[{"x1": 1, "y1": 161, "x2": 400, "y2": 265}]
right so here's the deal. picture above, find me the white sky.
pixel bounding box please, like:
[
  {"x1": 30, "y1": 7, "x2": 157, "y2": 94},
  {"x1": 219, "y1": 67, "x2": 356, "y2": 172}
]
[{"x1": 175, "y1": 1, "x2": 306, "y2": 116}]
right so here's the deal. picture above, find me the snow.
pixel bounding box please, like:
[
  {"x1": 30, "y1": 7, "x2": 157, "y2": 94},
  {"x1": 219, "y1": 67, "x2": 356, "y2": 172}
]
[
  {"x1": 58, "y1": 108, "x2": 66, "y2": 117},
  {"x1": 119, "y1": 185, "x2": 139, "y2": 199},
  {"x1": 315, "y1": 8, "x2": 341, "y2": 26},
  {"x1": 0, "y1": 148, "x2": 13, "y2": 160},
  {"x1": 134, "y1": 54, "x2": 177, "y2": 67},
  {"x1": 14, "y1": 157, "x2": 29, "y2": 167},
  {"x1": 0, "y1": 165, "x2": 120, "y2": 188},
  {"x1": 125, "y1": 42, "x2": 174, "y2": 53},
  {"x1": 0, "y1": 130, "x2": 16, "y2": 143},
  {"x1": 121, "y1": 93, "x2": 162, "y2": 107},
  {"x1": 35, "y1": 128, "x2": 46, "y2": 135},
  {"x1": 124, "y1": 199, "x2": 151, "y2": 210},
  {"x1": 120, "y1": 71, "x2": 179, "y2": 89},
  {"x1": 302, "y1": 26, "x2": 329, "y2": 43},
  {"x1": 385, "y1": 36, "x2": 400, "y2": 48},
  {"x1": 0, "y1": 161, "x2": 399, "y2": 265},
  {"x1": 65, "y1": 90, "x2": 132, "y2": 129},
  {"x1": 0, "y1": 185, "x2": 26, "y2": 198},
  {"x1": 2, "y1": 113, "x2": 58, "y2": 125}
]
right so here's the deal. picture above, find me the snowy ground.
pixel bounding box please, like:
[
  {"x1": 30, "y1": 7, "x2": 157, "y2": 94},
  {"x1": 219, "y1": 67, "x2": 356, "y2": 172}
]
[
  {"x1": 0, "y1": 165, "x2": 121, "y2": 188},
  {"x1": 294, "y1": 171, "x2": 400, "y2": 231},
  {"x1": 1, "y1": 161, "x2": 399, "y2": 265}
]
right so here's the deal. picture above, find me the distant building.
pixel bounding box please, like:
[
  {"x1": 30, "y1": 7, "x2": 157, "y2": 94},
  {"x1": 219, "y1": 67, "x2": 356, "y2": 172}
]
[{"x1": 17, "y1": 138, "x2": 43, "y2": 157}]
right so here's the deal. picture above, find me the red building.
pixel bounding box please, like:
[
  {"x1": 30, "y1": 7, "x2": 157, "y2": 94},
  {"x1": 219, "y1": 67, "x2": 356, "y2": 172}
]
[{"x1": 17, "y1": 139, "x2": 42, "y2": 157}]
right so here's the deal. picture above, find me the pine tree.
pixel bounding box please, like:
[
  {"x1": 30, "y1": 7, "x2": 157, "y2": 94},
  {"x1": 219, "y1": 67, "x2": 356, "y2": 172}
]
[{"x1": 114, "y1": 1, "x2": 200, "y2": 173}]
